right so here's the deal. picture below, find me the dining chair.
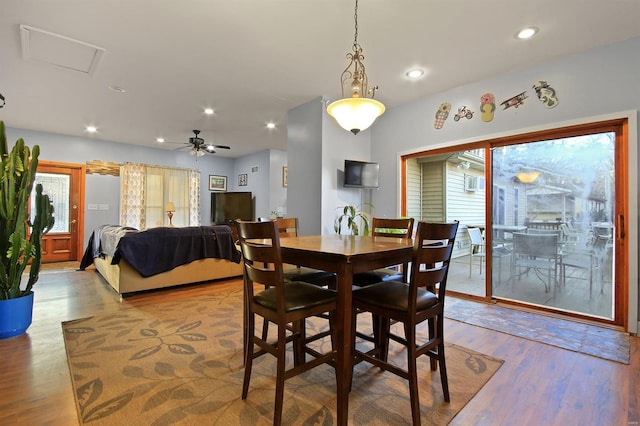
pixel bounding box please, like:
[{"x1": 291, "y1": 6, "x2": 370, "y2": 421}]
[
  {"x1": 466, "y1": 227, "x2": 485, "y2": 277},
  {"x1": 352, "y1": 217, "x2": 415, "y2": 286},
  {"x1": 275, "y1": 217, "x2": 337, "y2": 288},
  {"x1": 236, "y1": 220, "x2": 337, "y2": 426},
  {"x1": 350, "y1": 221, "x2": 459, "y2": 426},
  {"x1": 511, "y1": 232, "x2": 560, "y2": 293}
]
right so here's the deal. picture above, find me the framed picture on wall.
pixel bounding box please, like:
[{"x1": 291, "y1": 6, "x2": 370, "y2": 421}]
[
  {"x1": 209, "y1": 175, "x2": 227, "y2": 191},
  {"x1": 239, "y1": 173, "x2": 248, "y2": 186},
  {"x1": 282, "y1": 166, "x2": 288, "y2": 187}
]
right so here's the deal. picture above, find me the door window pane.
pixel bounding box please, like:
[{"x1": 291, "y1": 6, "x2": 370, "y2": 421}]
[
  {"x1": 32, "y1": 173, "x2": 69, "y2": 233},
  {"x1": 491, "y1": 133, "x2": 615, "y2": 319}
]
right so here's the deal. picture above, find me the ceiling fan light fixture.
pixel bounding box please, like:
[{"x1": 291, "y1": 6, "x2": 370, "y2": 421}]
[{"x1": 327, "y1": 0, "x2": 385, "y2": 135}]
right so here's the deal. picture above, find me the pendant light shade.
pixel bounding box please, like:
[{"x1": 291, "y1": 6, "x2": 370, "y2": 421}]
[
  {"x1": 327, "y1": 0, "x2": 384, "y2": 135},
  {"x1": 327, "y1": 97, "x2": 385, "y2": 135}
]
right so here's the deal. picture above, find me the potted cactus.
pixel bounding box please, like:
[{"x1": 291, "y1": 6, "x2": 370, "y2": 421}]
[{"x1": 0, "y1": 121, "x2": 55, "y2": 339}]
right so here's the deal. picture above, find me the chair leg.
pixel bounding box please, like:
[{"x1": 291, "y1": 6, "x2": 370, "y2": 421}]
[
  {"x1": 242, "y1": 313, "x2": 255, "y2": 399},
  {"x1": 438, "y1": 340, "x2": 450, "y2": 402},
  {"x1": 379, "y1": 317, "x2": 391, "y2": 363},
  {"x1": 273, "y1": 324, "x2": 287, "y2": 426},
  {"x1": 261, "y1": 317, "x2": 269, "y2": 341},
  {"x1": 293, "y1": 320, "x2": 305, "y2": 366},
  {"x1": 405, "y1": 322, "x2": 421, "y2": 426},
  {"x1": 427, "y1": 318, "x2": 437, "y2": 371}
]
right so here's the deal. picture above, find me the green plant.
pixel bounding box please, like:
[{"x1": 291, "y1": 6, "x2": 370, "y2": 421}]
[
  {"x1": 0, "y1": 121, "x2": 55, "y2": 300},
  {"x1": 334, "y1": 204, "x2": 372, "y2": 236}
]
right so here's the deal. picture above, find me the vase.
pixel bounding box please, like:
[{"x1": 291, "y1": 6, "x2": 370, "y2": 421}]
[{"x1": 0, "y1": 292, "x2": 34, "y2": 339}]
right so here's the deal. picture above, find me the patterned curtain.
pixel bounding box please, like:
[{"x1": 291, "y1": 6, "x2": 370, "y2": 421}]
[
  {"x1": 120, "y1": 163, "x2": 146, "y2": 229},
  {"x1": 188, "y1": 169, "x2": 201, "y2": 225},
  {"x1": 120, "y1": 163, "x2": 200, "y2": 229}
]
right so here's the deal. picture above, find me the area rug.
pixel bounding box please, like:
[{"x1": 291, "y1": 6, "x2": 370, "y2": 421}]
[
  {"x1": 62, "y1": 289, "x2": 503, "y2": 425},
  {"x1": 445, "y1": 297, "x2": 630, "y2": 364}
]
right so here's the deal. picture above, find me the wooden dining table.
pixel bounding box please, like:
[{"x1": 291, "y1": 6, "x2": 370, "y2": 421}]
[{"x1": 278, "y1": 234, "x2": 414, "y2": 425}]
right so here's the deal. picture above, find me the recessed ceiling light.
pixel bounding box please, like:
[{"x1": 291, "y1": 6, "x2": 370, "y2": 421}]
[
  {"x1": 405, "y1": 69, "x2": 424, "y2": 79},
  {"x1": 516, "y1": 27, "x2": 538, "y2": 40},
  {"x1": 266, "y1": 122, "x2": 276, "y2": 129},
  {"x1": 204, "y1": 108, "x2": 214, "y2": 115},
  {"x1": 108, "y1": 85, "x2": 126, "y2": 93},
  {"x1": 86, "y1": 126, "x2": 97, "y2": 133},
  {"x1": 156, "y1": 137, "x2": 165, "y2": 143}
]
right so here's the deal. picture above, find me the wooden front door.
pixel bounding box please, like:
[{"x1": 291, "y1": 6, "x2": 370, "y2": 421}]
[{"x1": 35, "y1": 161, "x2": 85, "y2": 263}]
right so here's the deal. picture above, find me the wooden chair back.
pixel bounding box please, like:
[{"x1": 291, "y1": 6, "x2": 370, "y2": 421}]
[
  {"x1": 371, "y1": 217, "x2": 415, "y2": 238},
  {"x1": 236, "y1": 220, "x2": 285, "y2": 307},
  {"x1": 274, "y1": 217, "x2": 299, "y2": 238},
  {"x1": 409, "y1": 221, "x2": 459, "y2": 304}
]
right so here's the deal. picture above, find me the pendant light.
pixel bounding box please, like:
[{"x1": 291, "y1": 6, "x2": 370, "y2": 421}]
[{"x1": 326, "y1": 0, "x2": 385, "y2": 135}]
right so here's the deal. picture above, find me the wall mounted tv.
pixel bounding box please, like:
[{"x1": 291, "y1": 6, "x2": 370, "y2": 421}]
[
  {"x1": 211, "y1": 191, "x2": 253, "y2": 225},
  {"x1": 344, "y1": 160, "x2": 380, "y2": 188}
]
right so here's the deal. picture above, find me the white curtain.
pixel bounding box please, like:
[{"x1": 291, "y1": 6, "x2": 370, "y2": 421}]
[{"x1": 120, "y1": 163, "x2": 200, "y2": 229}]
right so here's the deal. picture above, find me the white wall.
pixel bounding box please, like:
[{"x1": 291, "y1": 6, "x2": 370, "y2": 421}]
[{"x1": 370, "y1": 36, "x2": 640, "y2": 332}]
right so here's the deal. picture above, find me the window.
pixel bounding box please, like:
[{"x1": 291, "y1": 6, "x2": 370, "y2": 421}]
[{"x1": 120, "y1": 163, "x2": 200, "y2": 229}]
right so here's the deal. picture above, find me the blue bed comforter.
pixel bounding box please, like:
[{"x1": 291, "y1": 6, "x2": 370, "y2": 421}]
[{"x1": 80, "y1": 225, "x2": 241, "y2": 277}]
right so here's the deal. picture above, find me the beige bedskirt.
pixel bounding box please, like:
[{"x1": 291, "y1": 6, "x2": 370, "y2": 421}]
[{"x1": 94, "y1": 255, "x2": 243, "y2": 295}]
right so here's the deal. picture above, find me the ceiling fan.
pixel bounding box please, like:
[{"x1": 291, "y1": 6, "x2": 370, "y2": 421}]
[{"x1": 175, "y1": 130, "x2": 230, "y2": 157}]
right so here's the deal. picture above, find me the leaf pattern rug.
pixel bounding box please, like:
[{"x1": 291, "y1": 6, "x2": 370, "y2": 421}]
[{"x1": 62, "y1": 289, "x2": 503, "y2": 425}]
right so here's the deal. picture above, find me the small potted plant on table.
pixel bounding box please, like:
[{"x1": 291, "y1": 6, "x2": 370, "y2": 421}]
[{"x1": 0, "y1": 121, "x2": 55, "y2": 339}]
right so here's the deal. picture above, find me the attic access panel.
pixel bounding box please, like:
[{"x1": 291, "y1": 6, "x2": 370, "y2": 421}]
[{"x1": 20, "y1": 25, "x2": 105, "y2": 75}]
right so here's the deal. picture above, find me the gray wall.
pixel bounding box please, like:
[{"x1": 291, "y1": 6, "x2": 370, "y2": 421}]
[
  {"x1": 370, "y1": 36, "x2": 640, "y2": 331},
  {"x1": 287, "y1": 98, "x2": 324, "y2": 235},
  {"x1": 231, "y1": 149, "x2": 288, "y2": 220}
]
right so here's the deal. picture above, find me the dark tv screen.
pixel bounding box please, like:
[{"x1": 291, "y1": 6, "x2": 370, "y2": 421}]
[
  {"x1": 344, "y1": 160, "x2": 379, "y2": 188},
  {"x1": 211, "y1": 191, "x2": 253, "y2": 224}
]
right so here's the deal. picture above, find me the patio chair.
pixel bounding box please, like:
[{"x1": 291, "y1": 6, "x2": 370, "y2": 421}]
[
  {"x1": 466, "y1": 227, "x2": 485, "y2": 277},
  {"x1": 511, "y1": 232, "x2": 560, "y2": 293}
]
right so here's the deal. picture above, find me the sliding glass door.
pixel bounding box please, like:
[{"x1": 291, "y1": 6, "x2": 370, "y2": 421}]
[
  {"x1": 402, "y1": 119, "x2": 627, "y2": 326},
  {"x1": 491, "y1": 132, "x2": 617, "y2": 320}
]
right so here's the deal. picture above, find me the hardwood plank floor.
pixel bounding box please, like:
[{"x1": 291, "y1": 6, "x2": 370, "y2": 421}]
[{"x1": 0, "y1": 264, "x2": 637, "y2": 425}]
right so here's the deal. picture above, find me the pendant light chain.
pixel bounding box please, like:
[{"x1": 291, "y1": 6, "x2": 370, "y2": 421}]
[{"x1": 353, "y1": 0, "x2": 359, "y2": 51}]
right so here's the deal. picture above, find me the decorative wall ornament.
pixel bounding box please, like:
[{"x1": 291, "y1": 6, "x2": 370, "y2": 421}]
[
  {"x1": 86, "y1": 160, "x2": 121, "y2": 176},
  {"x1": 434, "y1": 102, "x2": 451, "y2": 129},
  {"x1": 238, "y1": 173, "x2": 247, "y2": 186},
  {"x1": 500, "y1": 91, "x2": 528, "y2": 109},
  {"x1": 480, "y1": 93, "x2": 496, "y2": 122},
  {"x1": 532, "y1": 80, "x2": 559, "y2": 108},
  {"x1": 454, "y1": 106, "x2": 474, "y2": 121}
]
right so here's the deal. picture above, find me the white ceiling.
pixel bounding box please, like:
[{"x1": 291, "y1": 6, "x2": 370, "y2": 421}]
[{"x1": 1, "y1": 0, "x2": 639, "y2": 158}]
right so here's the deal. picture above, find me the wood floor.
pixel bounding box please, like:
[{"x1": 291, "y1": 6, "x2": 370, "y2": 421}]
[{"x1": 0, "y1": 264, "x2": 638, "y2": 425}]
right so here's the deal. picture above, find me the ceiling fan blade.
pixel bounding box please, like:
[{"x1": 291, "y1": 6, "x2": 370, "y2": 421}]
[{"x1": 212, "y1": 145, "x2": 231, "y2": 150}]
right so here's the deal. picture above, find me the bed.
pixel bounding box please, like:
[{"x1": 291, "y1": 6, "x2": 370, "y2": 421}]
[{"x1": 80, "y1": 225, "x2": 243, "y2": 295}]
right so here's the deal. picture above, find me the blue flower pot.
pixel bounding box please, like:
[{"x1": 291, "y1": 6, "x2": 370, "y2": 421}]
[{"x1": 0, "y1": 292, "x2": 34, "y2": 339}]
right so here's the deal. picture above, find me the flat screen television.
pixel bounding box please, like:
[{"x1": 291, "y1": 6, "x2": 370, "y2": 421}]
[
  {"x1": 211, "y1": 191, "x2": 253, "y2": 224},
  {"x1": 344, "y1": 160, "x2": 379, "y2": 188}
]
